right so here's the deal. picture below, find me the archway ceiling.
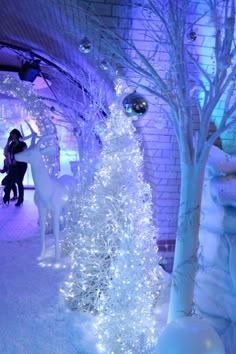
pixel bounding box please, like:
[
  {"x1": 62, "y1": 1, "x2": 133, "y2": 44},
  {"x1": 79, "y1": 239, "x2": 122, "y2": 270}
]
[{"x1": 0, "y1": 0, "x2": 118, "y2": 117}]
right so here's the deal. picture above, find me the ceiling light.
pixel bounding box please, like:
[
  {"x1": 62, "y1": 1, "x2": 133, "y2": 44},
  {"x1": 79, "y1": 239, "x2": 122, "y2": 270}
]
[{"x1": 18, "y1": 60, "x2": 41, "y2": 82}]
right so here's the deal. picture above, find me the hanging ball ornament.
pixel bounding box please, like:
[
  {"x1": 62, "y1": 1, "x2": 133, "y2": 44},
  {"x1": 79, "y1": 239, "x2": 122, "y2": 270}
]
[
  {"x1": 73, "y1": 127, "x2": 82, "y2": 137},
  {"x1": 122, "y1": 92, "x2": 148, "y2": 118},
  {"x1": 155, "y1": 317, "x2": 225, "y2": 354},
  {"x1": 187, "y1": 30, "x2": 197, "y2": 42},
  {"x1": 79, "y1": 37, "x2": 92, "y2": 54},
  {"x1": 100, "y1": 59, "x2": 109, "y2": 71}
]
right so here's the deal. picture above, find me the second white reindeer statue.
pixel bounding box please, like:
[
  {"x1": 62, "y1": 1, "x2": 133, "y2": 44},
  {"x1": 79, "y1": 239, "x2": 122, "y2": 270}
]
[{"x1": 15, "y1": 123, "x2": 76, "y2": 260}]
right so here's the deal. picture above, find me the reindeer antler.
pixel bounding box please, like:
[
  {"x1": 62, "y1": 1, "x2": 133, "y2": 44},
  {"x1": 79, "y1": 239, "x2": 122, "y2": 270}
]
[{"x1": 20, "y1": 120, "x2": 38, "y2": 146}]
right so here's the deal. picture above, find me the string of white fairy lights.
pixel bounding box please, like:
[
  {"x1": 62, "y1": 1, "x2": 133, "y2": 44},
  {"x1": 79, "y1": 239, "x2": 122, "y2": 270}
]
[
  {"x1": 0, "y1": 75, "x2": 54, "y2": 133},
  {"x1": 0, "y1": 75, "x2": 60, "y2": 175}
]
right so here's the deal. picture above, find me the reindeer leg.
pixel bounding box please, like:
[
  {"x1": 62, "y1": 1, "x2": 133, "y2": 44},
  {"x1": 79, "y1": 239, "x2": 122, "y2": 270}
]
[
  {"x1": 53, "y1": 210, "x2": 61, "y2": 261},
  {"x1": 38, "y1": 206, "x2": 47, "y2": 259}
]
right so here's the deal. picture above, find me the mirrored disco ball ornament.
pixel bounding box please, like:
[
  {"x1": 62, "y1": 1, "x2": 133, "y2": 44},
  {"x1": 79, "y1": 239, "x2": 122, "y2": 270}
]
[
  {"x1": 100, "y1": 59, "x2": 109, "y2": 70},
  {"x1": 187, "y1": 30, "x2": 197, "y2": 42},
  {"x1": 122, "y1": 92, "x2": 148, "y2": 118},
  {"x1": 73, "y1": 127, "x2": 82, "y2": 137},
  {"x1": 79, "y1": 37, "x2": 92, "y2": 53}
]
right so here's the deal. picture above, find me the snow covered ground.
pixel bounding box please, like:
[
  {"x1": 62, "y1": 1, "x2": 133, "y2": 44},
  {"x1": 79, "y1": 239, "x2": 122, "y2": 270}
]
[{"x1": 0, "y1": 190, "x2": 99, "y2": 354}]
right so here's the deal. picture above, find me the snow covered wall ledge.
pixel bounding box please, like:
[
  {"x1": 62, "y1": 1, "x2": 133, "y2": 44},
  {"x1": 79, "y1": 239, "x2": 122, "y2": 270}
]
[{"x1": 195, "y1": 145, "x2": 236, "y2": 354}]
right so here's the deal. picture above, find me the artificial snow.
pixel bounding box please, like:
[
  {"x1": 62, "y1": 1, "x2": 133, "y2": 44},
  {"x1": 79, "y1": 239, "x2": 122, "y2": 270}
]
[
  {"x1": 195, "y1": 145, "x2": 236, "y2": 354},
  {"x1": 0, "y1": 192, "x2": 98, "y2": 354}
]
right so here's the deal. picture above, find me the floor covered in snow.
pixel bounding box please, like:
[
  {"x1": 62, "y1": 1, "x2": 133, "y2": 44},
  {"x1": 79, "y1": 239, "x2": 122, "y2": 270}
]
[{"x1": 0, "y1": 189, "x2": 99, "y2": 354}]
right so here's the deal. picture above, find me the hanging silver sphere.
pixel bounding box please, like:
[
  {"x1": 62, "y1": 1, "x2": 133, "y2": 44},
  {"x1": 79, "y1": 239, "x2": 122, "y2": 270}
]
[
  {"x1": 73, "y1": 127, "x2": 82, "y2": 137},
  {"x1": 187, "y1": 31, "x2": 197, "y2": 42},
  {"x1": 122, "y1": 92, "x2": 148, "y2": 118},
  {"x1": 79, "y1": 37, "x2": 92, "y2": 53},
  {"x1": 100, "y1": 59, "x2": 109, "y2": 71}
]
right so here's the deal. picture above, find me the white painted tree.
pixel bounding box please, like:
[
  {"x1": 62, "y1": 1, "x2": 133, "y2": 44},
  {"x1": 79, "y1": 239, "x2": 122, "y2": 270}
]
[
  {"x1": 81, "y1": 0, "x2": 236, "y2": 323},
  {"x1": 47, "y1": 69, "x2": 109, "y2": 189}
]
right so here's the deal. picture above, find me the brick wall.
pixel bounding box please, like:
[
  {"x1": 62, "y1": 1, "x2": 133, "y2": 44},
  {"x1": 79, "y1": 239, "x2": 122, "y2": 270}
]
[{"x1": 135, "y1": 111, "x2": 180, "y2": 272}]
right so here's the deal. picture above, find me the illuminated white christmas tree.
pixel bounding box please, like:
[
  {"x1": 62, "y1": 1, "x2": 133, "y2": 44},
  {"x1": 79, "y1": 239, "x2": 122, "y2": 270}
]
[{"x1": 62, "y1": 84, "x2": 162, "y2": 353}]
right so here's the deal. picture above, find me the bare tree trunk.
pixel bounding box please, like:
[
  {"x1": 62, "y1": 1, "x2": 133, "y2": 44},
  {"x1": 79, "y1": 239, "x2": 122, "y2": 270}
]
[{"x1": 168, "y1": 160, "x2": 206, "y2": 322}]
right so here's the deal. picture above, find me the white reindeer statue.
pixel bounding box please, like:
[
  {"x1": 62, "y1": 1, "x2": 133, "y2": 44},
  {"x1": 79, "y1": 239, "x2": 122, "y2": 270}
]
[{"x1": 15, "y1": 123, "x2": 76, "y2": 261}]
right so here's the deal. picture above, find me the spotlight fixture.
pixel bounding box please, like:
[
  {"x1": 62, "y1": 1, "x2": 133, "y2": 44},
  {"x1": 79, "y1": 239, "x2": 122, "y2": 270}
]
[{"x1": 18, "y1": 60, "x2": 41, "y2": 82}]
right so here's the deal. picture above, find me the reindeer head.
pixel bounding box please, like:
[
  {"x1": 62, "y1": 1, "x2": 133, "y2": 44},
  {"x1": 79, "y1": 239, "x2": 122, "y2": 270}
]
[
  {"x1": 15, "y1": 135, "x2": 58, "y2": 163},
  {"x1": 15, "y1": 121, "x2": 58, "y2": 164}
]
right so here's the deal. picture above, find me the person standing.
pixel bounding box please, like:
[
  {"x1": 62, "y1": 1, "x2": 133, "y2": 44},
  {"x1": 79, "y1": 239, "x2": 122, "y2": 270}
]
[
  {"x1": 0, "y1": 137, "x2": 18, "y2": 200},
  {"x1": 2, "y1": 129, "x2": 27, "y2": 206}
]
